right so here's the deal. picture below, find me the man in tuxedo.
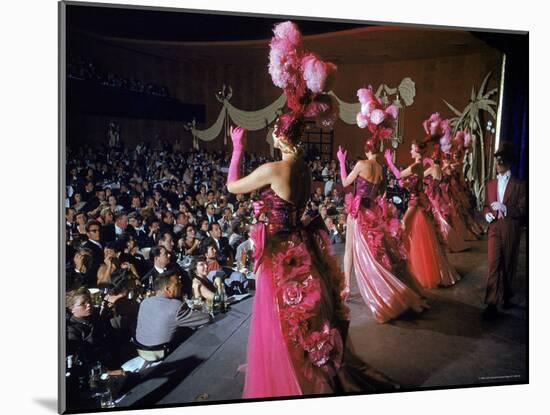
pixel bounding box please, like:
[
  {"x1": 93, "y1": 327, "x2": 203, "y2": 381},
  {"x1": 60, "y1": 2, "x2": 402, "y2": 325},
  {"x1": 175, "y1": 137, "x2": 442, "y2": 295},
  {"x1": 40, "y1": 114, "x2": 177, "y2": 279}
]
[
  {"x1": 81, "y1": 220, "x2": 104, "y2": 286},
  {"x1": 159, "y1": 210, "x2": 175, "y2": 236},
  {"x1": 141, "y1": 246, "x2": 172, "y2": 289},
  {"x1": 128, "y1": 212, "x2": 148, "y2": 248},
  {"x1": 142, "y1": 244, "x2": 192, "y2": 298},
  {"x1": 101, "y1": 211, "x2": 135, "y2": 245},
  {"x1": 204, "y1": 203, "x2": 220, "y2": 225},
  {"x1": 482, "y1": 142, "x2": 526, "y2": 319},
  {"x1": 200, "y1": 223, "x2": 234, "y2": 266},
  {"x1": 143, "y1": 217, "x2": 161, "y2": 248}
]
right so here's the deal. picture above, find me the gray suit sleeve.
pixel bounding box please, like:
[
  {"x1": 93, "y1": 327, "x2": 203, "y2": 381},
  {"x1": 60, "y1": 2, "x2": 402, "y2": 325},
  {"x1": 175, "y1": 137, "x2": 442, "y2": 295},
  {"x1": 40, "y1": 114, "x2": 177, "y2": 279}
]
[{"x1": 175, "y1": 304, "x2": 212, "y2": 328}]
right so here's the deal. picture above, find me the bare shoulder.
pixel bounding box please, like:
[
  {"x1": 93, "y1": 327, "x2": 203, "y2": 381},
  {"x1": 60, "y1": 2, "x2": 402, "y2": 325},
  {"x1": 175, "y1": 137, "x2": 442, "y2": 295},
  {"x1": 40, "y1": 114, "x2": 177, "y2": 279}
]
[
  {"x1": 253, "y1": 161, "x2": 278, "y2": 175},
  {"x1": 351, "y1": 159, "x2": 368, "y2": 170}
]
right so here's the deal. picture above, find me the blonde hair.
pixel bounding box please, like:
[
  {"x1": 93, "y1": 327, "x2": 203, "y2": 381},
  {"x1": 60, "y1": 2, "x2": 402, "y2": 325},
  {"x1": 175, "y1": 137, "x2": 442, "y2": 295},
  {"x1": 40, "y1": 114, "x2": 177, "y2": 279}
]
[
  {"x1": 66, "y1": 287, "x2": 91, "y2": 310},
  {"x1": 100, "y1": 207, "x2": 113, "y2": 220}
]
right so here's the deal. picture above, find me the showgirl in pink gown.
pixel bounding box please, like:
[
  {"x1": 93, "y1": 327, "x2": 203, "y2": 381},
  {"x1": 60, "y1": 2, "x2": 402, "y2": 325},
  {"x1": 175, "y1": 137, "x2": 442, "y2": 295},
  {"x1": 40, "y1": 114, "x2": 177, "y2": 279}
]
[
  {"x1": 337, "y1": 143, "x2": 427, "y2": 323},
  {"x1": 442, "y1": 143, "x2": 484, "y2": 241},
  {"x1": 385, "y1": 141, "x2": 461, "y2": 290},
  {"x1": 424, "y1": 152, "x2": 470, "y2": 253},
  {"x1": 226, "y1": 21, "x2": 398, "y2": 399}
]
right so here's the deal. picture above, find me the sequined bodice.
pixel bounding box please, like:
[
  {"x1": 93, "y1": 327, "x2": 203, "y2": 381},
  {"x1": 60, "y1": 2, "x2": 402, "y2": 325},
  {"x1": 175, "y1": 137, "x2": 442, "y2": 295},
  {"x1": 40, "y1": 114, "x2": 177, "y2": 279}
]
[
  {"x1": 355, "y1": 176, "x2": 380, "y2": 206},
  {"x1": 260, "y1": 187, "x2": 301, "y2": 235},
  {"x1": 400, "y1": 172, "x2": 423, "y2": 195}
]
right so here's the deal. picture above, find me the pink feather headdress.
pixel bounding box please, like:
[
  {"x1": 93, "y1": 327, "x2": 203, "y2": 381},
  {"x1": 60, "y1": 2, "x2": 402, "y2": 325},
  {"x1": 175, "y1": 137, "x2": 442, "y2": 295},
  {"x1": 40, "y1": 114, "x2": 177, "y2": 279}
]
[
  {"x1": 422, "y1": 112, "x2": 453, "y2": 153},
  {"x1": 268, "y1": 21, "x2": 339, "y2": 130},
  {"x1": 355, "y1": 85, "x2": 399, "y2": 148}
]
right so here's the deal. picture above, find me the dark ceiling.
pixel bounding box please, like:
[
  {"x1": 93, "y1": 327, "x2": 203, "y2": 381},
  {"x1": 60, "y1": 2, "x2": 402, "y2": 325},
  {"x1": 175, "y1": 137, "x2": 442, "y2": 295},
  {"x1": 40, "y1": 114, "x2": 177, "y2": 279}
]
[
  {"x1": 66, "y1": 4, "x2": 369, "y2": 42},
  {"x1": 65, "y1": 3, "x2": 527, "y2": 66}
]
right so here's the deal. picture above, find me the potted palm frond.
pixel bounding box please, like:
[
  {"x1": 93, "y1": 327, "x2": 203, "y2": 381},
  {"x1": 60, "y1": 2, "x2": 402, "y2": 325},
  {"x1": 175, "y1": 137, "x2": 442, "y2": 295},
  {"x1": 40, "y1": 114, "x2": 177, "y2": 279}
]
[{"x1": 443, "y1": 71, "x2": 498, "y2": 209}]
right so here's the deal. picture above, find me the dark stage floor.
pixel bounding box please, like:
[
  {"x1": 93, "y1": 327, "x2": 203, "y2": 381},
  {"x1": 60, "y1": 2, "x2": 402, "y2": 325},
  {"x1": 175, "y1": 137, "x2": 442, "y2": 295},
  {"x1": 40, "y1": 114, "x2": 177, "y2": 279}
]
[{"x1": 116, "y1": 231, "x2": 527, "y2": 407}]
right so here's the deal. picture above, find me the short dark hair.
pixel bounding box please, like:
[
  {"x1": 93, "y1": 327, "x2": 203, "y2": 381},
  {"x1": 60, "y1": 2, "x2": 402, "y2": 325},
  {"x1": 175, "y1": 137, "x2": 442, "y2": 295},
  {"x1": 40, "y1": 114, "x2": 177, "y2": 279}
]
[
  {"x1": 153, "y1": 272, "x2": 177, "y2": 292},
  {"x1": 114, "y1": 211, "x2": 128, "y2": 222},
  {"x1": 85, "y1": 219, "x2": 101, "y2": 232},
  {"x1": 128, "y1": 212, "x2": 141, "y2": 221},
  {"x1": 159, "y1": 231, "x2": 173, "y2": 243},
  {"x1": 189, "y1": 256, "x2": 207, "y2": 279},
  {"x1": 146, "y1": 216, "x2": 160, "y2": 229},
  {"x1": 161, "y1": 210, "x2": 173, "y2": 221},
  {"x1": 149, "y1": 246, "x2": 165, "y2": 262},
  {"x1": 104, "y1": 241, "x2": 121, "y2": 253},
  {"x1": 201, "y1": 241, "x2": 218, "y2": 255},
  {"x1": 208, "y1": 222, "x2": 221, "y2": 232}
]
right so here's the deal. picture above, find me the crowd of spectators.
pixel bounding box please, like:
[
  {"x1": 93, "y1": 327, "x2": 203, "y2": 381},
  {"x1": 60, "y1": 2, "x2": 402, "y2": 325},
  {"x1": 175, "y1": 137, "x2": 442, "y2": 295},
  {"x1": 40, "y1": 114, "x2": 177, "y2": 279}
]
[
  {"x1": 64, "y1": 136, "x2": 410, "y2": 396},
  {"x1": 64, "y1": 141, "x2": 320, "y2": 378},
  {"x1": 67, "y1": 56, "x2": 170, "y2": 97}
]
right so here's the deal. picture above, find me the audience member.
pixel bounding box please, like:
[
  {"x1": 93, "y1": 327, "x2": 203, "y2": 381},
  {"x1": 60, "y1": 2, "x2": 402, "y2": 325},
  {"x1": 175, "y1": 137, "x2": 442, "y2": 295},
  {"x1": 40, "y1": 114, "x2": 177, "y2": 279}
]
[{"x1": 135, "y1": 273, "x2": 211, "y2": 352}]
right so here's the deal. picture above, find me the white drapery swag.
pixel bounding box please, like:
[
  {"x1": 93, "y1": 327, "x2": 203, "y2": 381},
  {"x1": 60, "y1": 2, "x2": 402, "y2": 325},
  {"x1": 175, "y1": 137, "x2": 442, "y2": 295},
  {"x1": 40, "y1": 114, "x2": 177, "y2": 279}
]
[{"x1": 185, "y1": 78, "x2": 415, "y2": 147}]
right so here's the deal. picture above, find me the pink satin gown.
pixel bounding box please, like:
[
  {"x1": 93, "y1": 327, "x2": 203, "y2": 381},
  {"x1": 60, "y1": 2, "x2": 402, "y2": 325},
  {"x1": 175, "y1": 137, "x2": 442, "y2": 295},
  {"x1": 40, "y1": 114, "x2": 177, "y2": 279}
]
[
  {"x1": 424, "y1": 175, "x2": 470, "y2": 253},
  {"x1": 243, "y1": 187, "x2": 398, "y2": 399},
  {"x1": 401, "y1": 174, "x2": 461, "y2": 289},
  {"x1": 344, "y1": 177, "x2": 427, "y2": 323},
  {"x1": 446, "y1": 171, "x2": 483, "y2": 240}
]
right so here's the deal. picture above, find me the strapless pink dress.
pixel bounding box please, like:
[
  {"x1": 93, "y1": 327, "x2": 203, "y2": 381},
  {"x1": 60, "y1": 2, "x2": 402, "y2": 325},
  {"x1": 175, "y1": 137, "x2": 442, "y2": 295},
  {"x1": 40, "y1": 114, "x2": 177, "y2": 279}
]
[
  {"x1": 400, "y1": 174, "x2": 461, "y2": 289},
  {"x1": 345, "y1": 177, "x2": 427, "y2": 323},
  {"x1": 424, "y1": 175, "x2": 470, "y2": 253},
  {"x1": 243, "y1": 187, "x2": 398, "y2": 399}
]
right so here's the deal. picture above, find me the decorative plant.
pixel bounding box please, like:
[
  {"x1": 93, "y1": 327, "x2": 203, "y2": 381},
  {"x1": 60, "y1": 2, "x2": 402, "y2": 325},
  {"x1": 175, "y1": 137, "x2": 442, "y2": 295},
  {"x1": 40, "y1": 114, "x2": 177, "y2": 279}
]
[{"x1": 443, "y1": 71, "x2": 498, "y2": 209}]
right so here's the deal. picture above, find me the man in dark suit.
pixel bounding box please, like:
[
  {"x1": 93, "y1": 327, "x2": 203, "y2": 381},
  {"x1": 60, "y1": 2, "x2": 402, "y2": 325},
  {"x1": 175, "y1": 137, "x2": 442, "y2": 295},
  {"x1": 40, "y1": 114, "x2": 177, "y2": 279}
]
[
  {"x1": 159, "y1": 210, "x2": 175, "y2": 236},
  {"x1": 101, "y1": 211, "x2": 135, "y2": 245},
  {"x1": 200, "y1": 223, "x2": 234, "y2": 266},
  {"x1": 204, "y1": 203, "x2": 220, "y2": 225},
  {"x1": 141, "y1": 245, "x2": 192, "y2": 298},
  {"x1": 81, "y1": 220, "x2": 104, "y2": 286},
  {"x1": 141, "y1": 246, "x2": 172, "y2": 290},
  {"x1": 128, "y1": 212, "x2": 148, "y2": 249},
  {"x1": 482, "y1": 142, "x2": 526, "y2": 319},
  {"x1": 117, "y1": 183, "x2": 132, "y2": 211}
]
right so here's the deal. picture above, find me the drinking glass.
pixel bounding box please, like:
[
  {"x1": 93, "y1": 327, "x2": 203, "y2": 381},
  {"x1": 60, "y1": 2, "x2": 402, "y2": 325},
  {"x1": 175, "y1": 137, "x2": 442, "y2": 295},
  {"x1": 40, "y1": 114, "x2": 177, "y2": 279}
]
[{"x1": 100, "y1": 389, "x2": 115, "y2": 408}]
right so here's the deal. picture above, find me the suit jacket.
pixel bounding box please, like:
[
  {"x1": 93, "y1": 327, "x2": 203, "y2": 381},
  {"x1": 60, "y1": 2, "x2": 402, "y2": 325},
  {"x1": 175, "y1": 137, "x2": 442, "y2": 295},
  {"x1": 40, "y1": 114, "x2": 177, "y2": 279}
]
[
  {"x1": 101, "y1": 223, "x2": 137, "y2": 245},
  {"x1": 141, "y1": 263, "x2": 192, "y2": 297},
  {"x1": 81, "y1": 239, "x2": 104, "y2": 284},
  {"x1": 132, "y1": 227, "x2": 149, "y2": 249},
  {"x1": 205, "y1": 213, "x2": 221, "y2": 224},
  {"x1": 101, "y1": 224, "x2": 117, "y2": 245},
  {"x1": 483, "y1": 176, "x2": 526, "y2": 222},
  {"x1": 135, "y1": 295, "x2": 211, "y2": 347}
]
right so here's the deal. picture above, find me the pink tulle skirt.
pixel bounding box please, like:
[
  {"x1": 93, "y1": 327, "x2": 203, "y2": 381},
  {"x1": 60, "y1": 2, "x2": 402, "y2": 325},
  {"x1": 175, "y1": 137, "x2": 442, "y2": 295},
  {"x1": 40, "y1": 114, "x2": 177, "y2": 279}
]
[
  {"x1": 243, "y1": 262, "x2": 302, "y2": 398},
  {"x1": 407, "y1": 208, "x2": 461, "y2": 289},
  {"x1": 243, "y1": 226, "x2": 399, "y2": 398},
  {"x1": 346, "y1": 210, "x2": 427, "y2": 323}
]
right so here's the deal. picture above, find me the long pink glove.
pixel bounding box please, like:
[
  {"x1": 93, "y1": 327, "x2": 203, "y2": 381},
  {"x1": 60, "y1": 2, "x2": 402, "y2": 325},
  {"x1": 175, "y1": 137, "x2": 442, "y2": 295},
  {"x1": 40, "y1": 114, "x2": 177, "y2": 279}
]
[
  {"x1": 336, "y1": 145, "x2": 348, "y2": 183},
  {"x1": 227, "y1": 126, "x2": 246, "y2": 185},
  {"x1": 384, "y1": 149, "x2": 401, "y2": 179}
]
